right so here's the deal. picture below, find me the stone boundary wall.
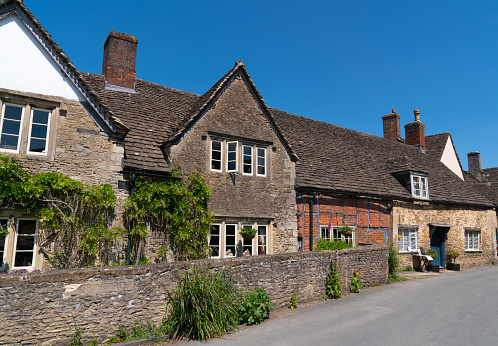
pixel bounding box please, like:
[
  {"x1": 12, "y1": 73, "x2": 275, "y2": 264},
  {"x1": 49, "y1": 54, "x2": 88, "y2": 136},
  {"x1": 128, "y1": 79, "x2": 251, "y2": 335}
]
[{"x1": 0, "y1": 245, "x2": 387, "y2": 345}]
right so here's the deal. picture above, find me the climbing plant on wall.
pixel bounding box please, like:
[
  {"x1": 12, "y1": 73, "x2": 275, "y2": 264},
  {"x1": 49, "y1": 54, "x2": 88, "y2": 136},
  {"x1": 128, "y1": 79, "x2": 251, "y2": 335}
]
[
  {"x1": 0, "y1": 154, "x2": 121, "y2": 268},
  {"x1": 124, "y1": 166, "x2": 212, "y2": 262}
]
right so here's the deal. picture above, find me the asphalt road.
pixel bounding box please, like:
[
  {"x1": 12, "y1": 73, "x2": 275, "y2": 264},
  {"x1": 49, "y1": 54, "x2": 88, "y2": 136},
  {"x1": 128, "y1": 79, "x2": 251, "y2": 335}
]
[{"x1": 174, "y1": 266, "x2": 498, "y2": 346}]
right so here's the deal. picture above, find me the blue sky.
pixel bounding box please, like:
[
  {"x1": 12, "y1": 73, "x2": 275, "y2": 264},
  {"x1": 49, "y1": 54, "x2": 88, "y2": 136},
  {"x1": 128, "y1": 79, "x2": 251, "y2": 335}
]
[{"x1": 25, "y1": 0, "x2": 498, "y2": 169}]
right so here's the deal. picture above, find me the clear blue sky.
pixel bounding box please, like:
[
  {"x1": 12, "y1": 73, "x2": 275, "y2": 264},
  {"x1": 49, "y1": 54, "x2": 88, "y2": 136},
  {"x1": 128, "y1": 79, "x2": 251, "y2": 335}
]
[{"x1": 25, "y1": 0, "x2": 498, "y2": 169}]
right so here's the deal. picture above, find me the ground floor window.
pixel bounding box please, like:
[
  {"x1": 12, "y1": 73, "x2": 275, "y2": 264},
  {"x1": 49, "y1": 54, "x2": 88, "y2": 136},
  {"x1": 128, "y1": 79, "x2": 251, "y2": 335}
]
[
  {"x1": 319, "y1": 225, "x2": 355, "y2": 245},
  {"x1": 209, "y1": 221, "x2": 270, "y2": 259},
  {"x1": 465, "y1": 230, "x2": 480, "y2": 251},
  {"x1": 0, "y1": 218, "x2": 8, "y2": 269},
  {"x1": 0, "y1": 217, "x2": 38, "y2": 271},
  {"x1": 398, "y1": 228, "x2": 417, "y2": 252}
]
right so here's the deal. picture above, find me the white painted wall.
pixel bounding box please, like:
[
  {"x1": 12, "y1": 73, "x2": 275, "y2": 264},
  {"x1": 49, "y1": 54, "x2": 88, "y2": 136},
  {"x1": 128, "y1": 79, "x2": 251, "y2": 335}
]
[
  {"x1": 0, "y1": 14, "x2": 84, "y2": 101},
  {"x1": 441, "y1": 136, "x2": 464, "y2": 180}
]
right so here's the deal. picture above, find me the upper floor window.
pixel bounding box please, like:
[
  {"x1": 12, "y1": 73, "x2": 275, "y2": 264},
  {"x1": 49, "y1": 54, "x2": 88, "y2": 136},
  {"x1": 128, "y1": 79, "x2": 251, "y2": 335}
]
[
  {"x1": 411, "y1": 173, "x2": 428, "y2": 199},
  {"x1": 0, "y1": 102, "x2": 52, "y2": 155},
  {"x1": 210, "y1": 138, "x2": 268, "y2": 177}
]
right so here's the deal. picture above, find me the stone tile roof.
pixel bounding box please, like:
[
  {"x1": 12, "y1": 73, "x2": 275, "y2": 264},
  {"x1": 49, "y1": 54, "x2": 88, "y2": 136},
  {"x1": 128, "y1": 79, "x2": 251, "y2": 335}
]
[
  {"x1": 425, "y1": 133, "x2": 449, "y2": 158},
  {"x1": 270, "y1": 109, "x2": 493, "y2": 207},
  {"x1": 0, "y1": 0, "x2": 128, "y2": 135},
  {"x1": 466, "y1": 168, "x2": 498, "y2": 206}
]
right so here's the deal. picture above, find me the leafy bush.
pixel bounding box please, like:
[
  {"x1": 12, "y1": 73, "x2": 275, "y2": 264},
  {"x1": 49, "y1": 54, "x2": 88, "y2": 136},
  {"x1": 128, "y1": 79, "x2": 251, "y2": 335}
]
[
  {"x1": 388, "y1": 242, "x2": 400, "y2": 279},
  {"x1": 238, "y1": 288, "x2": 273, "y2": 325},
  {"x1": 324, "y1": 251, "x2": 342, "y2": 299},
  {"x1": 314, "y1": 238, "x2": 352, "y2": 251},
  {"x1": 288, "y1": 285, "x2": 298, "y2": 309},
  {"x1": 163, "y1": 266, "x2": 240, "y2": 341},
  {"x1": 446, "y1": 249, "x2": 460, "y2": 264},
  {"x1": 107, "y1": 320, "x2": 167, "y2": 344},
  {"x1": 349, "y1": 270, "x2": 362, "y2": 293},
  {"x1": 425, "y1": 248, "x2": 438, "y2": 259}
]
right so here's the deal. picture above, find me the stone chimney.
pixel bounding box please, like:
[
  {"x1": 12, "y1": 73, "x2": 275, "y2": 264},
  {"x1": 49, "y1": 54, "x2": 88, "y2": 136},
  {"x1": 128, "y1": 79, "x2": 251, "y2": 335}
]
[
  {"x1": 468, "y1": 151, "x2": 484, "y2": 182},
  {"x1": 102, "y1": 31, "x2": 138, "y2": 90},
  {"x1": 404, "y1": 109, "x2": 425, "y2": 151},
  {"x1": 382, "y1": 109, "x2": 400, "y2": 142}
]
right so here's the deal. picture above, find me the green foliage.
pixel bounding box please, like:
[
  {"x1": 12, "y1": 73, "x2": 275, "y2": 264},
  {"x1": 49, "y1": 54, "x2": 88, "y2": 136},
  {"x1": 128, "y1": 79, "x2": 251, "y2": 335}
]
[
  {"x1": 324, "y1": 251, "x2": 342, "y2": 299},
  {"x1": 388, "y1": 242, "x2": 400, "y2": 278},
  {"x1": 239, "y1": 227, "x2": 257, "y2": 239},
  {"x1": 107, "y1": 321, "x2": 167, "y2": 344},
  {"x1": 349, "y1": 270, "x2": 362, "y2": 293},
  {"x1": 163, "y1": 266, "x2": 240, "y2": 341},
  {"x1": 446, "y1": 249, "x2": 460, "y2": 264},
  {"x1": 0, "y1": 154, "x2": 119, "y2": 268},
  {"x1": 238, "y1": 288, "x2": 273, "y2": 325},
  {"x1": 288, "y1": 285, "x2": 298, "y2": 309},
  {"x1": 404, "y1": 265, "x2": 414, "y2": 272},
  {"x1": 125, "y1": 168, "x2": 212, "y2": 261},
  {"x1": 69, "y1": 325, "x2": 83, "y2": 346},
  {"x1": 314, "y1": 238, "x2": 353, "y2": 251},
  {"x1": 425, "y1": 248, "x2": 438, "y2": 260}
]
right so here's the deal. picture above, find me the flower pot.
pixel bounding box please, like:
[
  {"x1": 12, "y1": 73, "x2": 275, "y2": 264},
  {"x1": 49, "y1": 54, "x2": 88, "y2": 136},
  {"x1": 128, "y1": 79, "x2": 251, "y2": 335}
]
[
  {"x1": 448, "y1": 263, "x2": 460, "y2": 271},
  {"x1": 430, "y1": 265, "x2": 440, "y2": 272}
]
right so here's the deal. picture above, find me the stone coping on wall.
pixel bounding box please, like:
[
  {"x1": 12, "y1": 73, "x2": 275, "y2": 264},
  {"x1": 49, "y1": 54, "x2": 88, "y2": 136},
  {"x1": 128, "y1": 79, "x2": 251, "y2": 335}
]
[{"x1": 0, "y1": 244, "x2": 387, "y2": 288}]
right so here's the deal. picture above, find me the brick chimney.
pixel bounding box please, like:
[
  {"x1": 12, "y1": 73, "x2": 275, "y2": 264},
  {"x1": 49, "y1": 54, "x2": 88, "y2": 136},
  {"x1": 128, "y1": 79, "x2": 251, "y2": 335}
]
[
  {"x1": 102, "y1": 31, "x2": 138, "y2": 90},
  {"x1": 468, "y1": 151, "x2": 484, "y2": 182},
  {"x1": 382, "y1": 109, "x2": 400, "y2": 141},
  {"x1": 404, "y1": 109, "x2": 425, "y2": 151}
]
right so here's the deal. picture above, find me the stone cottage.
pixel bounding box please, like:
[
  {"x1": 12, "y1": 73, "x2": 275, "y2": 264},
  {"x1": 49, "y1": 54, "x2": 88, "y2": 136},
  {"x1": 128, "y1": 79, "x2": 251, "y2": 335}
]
[{"x1": 0, "y1": 0, "x2": 495, "y2": 271}]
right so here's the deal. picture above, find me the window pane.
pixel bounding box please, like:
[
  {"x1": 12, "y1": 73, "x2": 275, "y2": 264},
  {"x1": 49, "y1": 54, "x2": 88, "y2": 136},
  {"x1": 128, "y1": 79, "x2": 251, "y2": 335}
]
[
  {"x1": 243, "y1": 146, "x2": 252, "y2": 155},
  {"x1": 0, "y1": 134, "x2": 19, "y2": 150},
  {"x1": 4, "y1": 105, "x2": 23, "y2": 121},
  {"x1": 212, "y1": 150, "x2": 221, "y2": 160},
  {"x1": 227, "y1": 152, "x2": 236, "y2": 161},
  {"x1": 209, "y1": 225, "x2": 220, "y2": 257},
  {"x1": 2, "y1": 119, "x2": 21, "y2": 135},
  {"x1": 30, "y1": 124, "x2": 48, "y2": 139},
  {"x1": 243, "y1": 237, "x2": 252, "y2": 256},
  {"x1": 32, "y1": 109, "x2": 50, "y2": 124},
  {"x1": 16, "y1": 235, "x2": 35, "y2": 250},
  {"x1": 29, "y1": 138, "x2": 47, "y2": 153},
  {"x1": 257, "y1": 166, "x2": 265, "y2": 175},
  {"x1": 225, "y1": 224, "x2": 236, "y2": 257},
  {"x1": 212, "y1": 140, "x2": 221, "y2": 151},
  {"x1": 243, "y1": 145, "x2": 252, "y2": 174},
  {"x1": 18, "y1": 220, "x2": 37, "y2": 235},
  {"x1": 14, "y1": 251, "x2": 33, "y2": 267},
  {"x1": 258, "y1": 225, "x2": 267, "y2": 255},
  {"x1": 228, "y1": 142, "x2": 237, "y2": 151}
]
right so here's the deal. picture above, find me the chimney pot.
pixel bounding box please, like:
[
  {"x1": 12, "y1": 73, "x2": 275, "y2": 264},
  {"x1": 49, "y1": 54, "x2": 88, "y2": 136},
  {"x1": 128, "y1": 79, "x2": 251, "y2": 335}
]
[
  {"x1": 468, "y1": 151, "x2": 484, "y2": 182},
  {"x1": 414, "y1": 109, "x2": 420, "y2": 122},
  {"x1": 382, "y1": 109, "x2": 401, "y2": 142},
  {"x1": 392, "y1": 109, "x2": 396, "y2": 113},
  {"x1": 102, "y1": 30, "x2": 138, "y2": 90}
]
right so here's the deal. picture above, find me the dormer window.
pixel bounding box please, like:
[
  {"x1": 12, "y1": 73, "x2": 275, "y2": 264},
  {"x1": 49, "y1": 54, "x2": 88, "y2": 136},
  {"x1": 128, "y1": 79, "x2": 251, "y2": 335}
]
[{"x1": 411, "y1": 173, "x2": 428, "y2": 199}]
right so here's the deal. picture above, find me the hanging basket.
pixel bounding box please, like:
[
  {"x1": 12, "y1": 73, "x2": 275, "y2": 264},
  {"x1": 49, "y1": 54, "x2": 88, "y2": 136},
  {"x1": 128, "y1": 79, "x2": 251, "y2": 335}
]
[{"x1": 239, "y1": 227, "x2": 257, "y2": 240}]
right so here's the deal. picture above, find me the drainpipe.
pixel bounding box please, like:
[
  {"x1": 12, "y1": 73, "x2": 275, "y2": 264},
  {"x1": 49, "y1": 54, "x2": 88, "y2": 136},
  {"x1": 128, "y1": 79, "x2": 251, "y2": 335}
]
[
  {"x1": 309, "y1": 192, "x2": 316, "y2": 251},
  {"x1": 126, "y1": 173, "x2": 136, "y2": 265}
]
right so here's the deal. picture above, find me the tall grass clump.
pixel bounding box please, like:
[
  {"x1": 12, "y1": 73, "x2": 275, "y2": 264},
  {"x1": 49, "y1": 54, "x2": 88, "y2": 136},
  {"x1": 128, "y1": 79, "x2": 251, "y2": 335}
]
[
  {"x1": 388, "y1": 242, "x2": 400, "y2": 280},
  {"x1": 163, "y1": 266, "x2": 241, "y2": 341}
]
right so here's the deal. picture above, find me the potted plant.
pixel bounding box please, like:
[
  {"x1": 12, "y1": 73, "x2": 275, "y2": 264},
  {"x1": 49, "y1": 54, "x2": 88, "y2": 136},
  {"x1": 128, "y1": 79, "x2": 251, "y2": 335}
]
[
  {"x1": 239, "y1": 227, "x2": 257, "y2": 240},
  {"x1": 425, "y1": 248, "x2": 439, "y2": 272},
  {"x1": 338, "y1": 226, "x2": 353, "y2": 238},
  {"x1": 446, "y1": 249, "x2": 460, "y2": 271}
]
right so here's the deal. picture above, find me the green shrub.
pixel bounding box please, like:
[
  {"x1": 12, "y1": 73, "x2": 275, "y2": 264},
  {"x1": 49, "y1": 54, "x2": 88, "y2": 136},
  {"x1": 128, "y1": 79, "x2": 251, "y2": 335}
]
[
  {"x1": 349, "y1": 270, "x2": 362, "y2": 293},
  {"x1": 388, "y1": 242, "x2": 400, "y2": 279},
  {"x1": 288, "y1": 285, "x2": 298, "y2": 309},
  {"x1": 324, "y1": 251, "x2": 342, "y2": 299},
  {"x1": 314, "y1": 238, "x2": 352, "y2": 251},
  {"x1": 69, "y1": 325, "x2": 83, "y2": 346},
  {"x1": 238, "y1": 288, "x2": 273, "y2": 325},
  {"x1": 404, "y1": 265, "x2": 414, "y2": 272},
  {"x1": 163, "y1": 266, "x2": 240, "y2": 341}
]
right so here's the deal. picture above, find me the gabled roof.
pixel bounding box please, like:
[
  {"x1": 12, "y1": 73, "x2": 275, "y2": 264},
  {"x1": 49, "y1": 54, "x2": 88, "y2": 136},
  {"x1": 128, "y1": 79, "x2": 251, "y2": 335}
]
[
  {"x1": 425, "y1": 133, "x2": 450, "y2": 159},
  {"x1": 0, "y1": 0, "x2": 128, "y2": 135},
  {"x1": 426, "y1": 132, "x2": 465, "y2": 180},
  {"x1": 271, "y1": 109, "x2": 493, "y2": 207},
  {"x1": 164, "y1": 61, "x2": 298, "y2": 161}
]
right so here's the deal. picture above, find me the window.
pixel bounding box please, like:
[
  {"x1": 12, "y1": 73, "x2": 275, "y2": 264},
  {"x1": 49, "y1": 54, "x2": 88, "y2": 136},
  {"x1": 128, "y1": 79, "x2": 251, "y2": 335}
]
[
  {"x1": 0, "y1": 218, "x2": 8, "y2": 269},
  {"x1": 242, "y1": 145, "x2": 253, "y2": 174},
  {"x1": 411, "y1": 174, "x2": 428, "y2": 199},
  {"x1": 227, "y1": 141, "x2": 237, "y2": 172},
  {"x1": 225, "y1": 224, "x2": 237, "y2": 257},
  {"x1": 0, "y1": 103, "x2": 24, "y2": 152},
  {"x1": 398, "y1": 228, "x2": 417, "y2": 252},
  {"x1": 211, "y1": 140, "x2": 222, "y2": 171},
  {"x1": 465, "y1": 230, "x2": 480, "y2": 251},
  {"x1": 257, "y1": 225, "x2": 267, "y2": 255},
  {"x1": 319, "y1": 225, "x2": 355, "y2": 245},
  {"x1": 13, "y1": 219, "x2": 37, "y2": 269},
  {"x1": 28, "y1": 108, "x2": 51, "y2": 154},
  {"x1": 256, "y1": 147, "x2": 266, "y2": 176},
  {"x1": 209, "y1": 224, "x2": 220, "y2": 258},
  {"x1": 0, "y1": 102, "x2": 52, "y2": 156}
]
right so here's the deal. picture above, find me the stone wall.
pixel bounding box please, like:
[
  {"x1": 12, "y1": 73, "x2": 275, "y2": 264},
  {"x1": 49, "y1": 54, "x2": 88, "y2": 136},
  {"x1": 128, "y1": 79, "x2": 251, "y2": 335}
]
[
  {"x1": 0, "y1": 245, "x2": 387, "y2": 345},
  {"x1": 392, "y1": 200, "x2": 497, "y2": 269}
]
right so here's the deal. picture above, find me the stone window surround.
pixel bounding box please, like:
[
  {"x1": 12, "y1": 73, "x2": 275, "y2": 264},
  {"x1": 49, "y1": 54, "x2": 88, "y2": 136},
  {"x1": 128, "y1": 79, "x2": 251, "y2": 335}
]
[
  {"x1": 209, "y1": 219, "x2": 272, "y2": 259},
  {"x1": 319, "y1": 224, "x2": 356, "y2": 246},
  {"x1": 397, "y1": 225, "x2": 418, "y2": 253},
  {"x1": 464, "y1": 227, "x2": 482, "y2": 252},
  {"x1": 410, "y1": 173, "x2": 429, "y2": 200},
  {"x1": 0, "y1": 215, "x2": 39, "y2": 272},
  {"x1": 208, "y1": 134, "x2": 269, "y2": 177},
  {"x1": 0, "y1": 92, "x2": 63, "y2": 161}
]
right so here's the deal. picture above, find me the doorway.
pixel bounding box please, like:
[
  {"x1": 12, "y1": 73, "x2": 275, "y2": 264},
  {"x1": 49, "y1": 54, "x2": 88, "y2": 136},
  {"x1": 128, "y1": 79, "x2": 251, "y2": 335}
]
[{"x1": 430, "y1": 226, "x2": 448, "y2": 268}]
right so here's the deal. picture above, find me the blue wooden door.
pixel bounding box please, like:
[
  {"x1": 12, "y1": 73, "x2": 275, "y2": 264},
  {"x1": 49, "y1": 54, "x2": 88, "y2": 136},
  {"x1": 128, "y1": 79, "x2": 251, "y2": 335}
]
[{"x1": 430, "y1": 227, "x2": 446, "y2": 268}]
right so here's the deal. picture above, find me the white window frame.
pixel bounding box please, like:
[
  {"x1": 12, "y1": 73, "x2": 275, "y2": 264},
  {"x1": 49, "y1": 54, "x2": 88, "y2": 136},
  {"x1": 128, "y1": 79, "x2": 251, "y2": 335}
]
[
  {"x1": 411, "y1": 173, "x2": 429, "y2": 199},
  {"x1": 257, "y1": 225, "x2": 267, "y2": 255},
  {"x1": 319, "y1": 225, "x2": 356, "y2": 246},
  {"x1": 242, "y1": 145, "x2": 253, "y2": 175},
  {"x1": 27, "y1": 107, "x2": 51, "y2": 156},
  {"x1": 224, "y1": 223, "x2": 238, "y2": 258},
  {"x1": 0, "y1": 218, "x2": 9, "y2": 271},
  {"x1": 12, "y1": 218, "x2": 38, "y2": 270},
  {"x1": 210, "y1": 139, "x2": 223, "y2": 172},
  {"x1": 226, "y1": 141, "x2": 238, "y2": 172},
  {"x1": 398, "y1": 228, "x2": 417, "y2": 253},
  {"x1": 465, "y1": 230, "x2": 481, "y2": 251},
  {"x1": 0, "y1": 103, "x2": 25, "y2": 153},
  {"x1": 209, "y1": 224, "x2": 221, "y2": 258},
  {"x1": 256, "y1": 147, "x2": 267, "y2": 177}
]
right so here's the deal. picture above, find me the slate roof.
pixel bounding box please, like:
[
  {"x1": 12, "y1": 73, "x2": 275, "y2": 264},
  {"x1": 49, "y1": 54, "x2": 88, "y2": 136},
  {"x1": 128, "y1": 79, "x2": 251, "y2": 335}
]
[
  {"x1": 270, "y1": 109, "x2": 493, "y2": 207},
  {"x1": 465, "y1": 168, "x2": 498, "y2": 206},
  {"x1": 425, "y1": 133, "x2": 449, "y2": 158}
]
